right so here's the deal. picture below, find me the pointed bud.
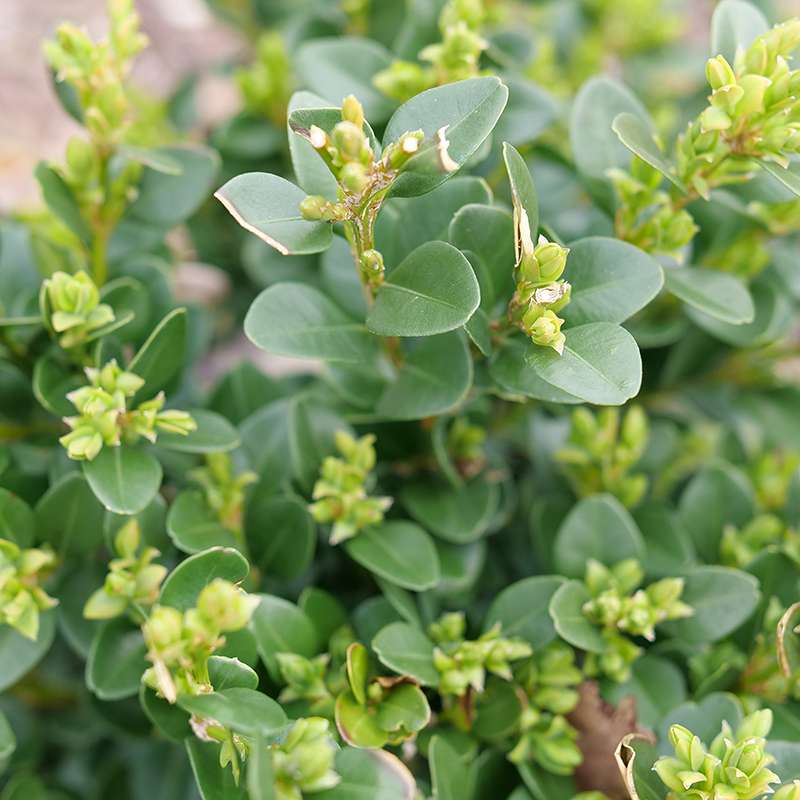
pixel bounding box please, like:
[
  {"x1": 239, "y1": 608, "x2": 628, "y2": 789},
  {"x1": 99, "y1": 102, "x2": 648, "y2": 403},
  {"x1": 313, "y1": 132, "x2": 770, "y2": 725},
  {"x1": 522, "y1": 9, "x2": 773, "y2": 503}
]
[
  {"x1": 341, "y1": 94, "x2": 364, "y2": 130},
  {"x1": 707, "y1": 55, "x2": 736, "y2": 90}
]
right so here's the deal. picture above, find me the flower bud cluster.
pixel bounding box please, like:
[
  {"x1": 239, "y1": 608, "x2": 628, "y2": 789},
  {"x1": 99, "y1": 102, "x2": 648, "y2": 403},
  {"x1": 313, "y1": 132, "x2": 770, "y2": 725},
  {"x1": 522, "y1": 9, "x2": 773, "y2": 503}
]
[
  {"x1": 555, "y1": 405, "x2": 649, "y2": 508},
  {"x1": 60, "y1": 359, "x2": 196, "y2": 461},
  {"x1": 608, "y1": 159, "x2": 698, "y2": 257},
  {"x1": 309, "y1": 432, "x2": 392, "y2": 545},
  {"x1": 277, "y1": 652, "x2": 334, "y2": 715},
  {"x1": 373, "y1": 0, "x2": 489, "y2": 102},
  {"x1": 43, "y1": 271, "x2": 115, "y2": 349},
  {"x1": 235, "y1": 32, "x2": 292, "y2": 126},
  {"x1": 189, "y1": 453, "x2": 257, "y2": 536},
  {"x1": 0, "y1": 539, "x2": 58, "y2": 641},
  {"x1": 430, "y1": 612, "x2": 532, "y2": 697},
  {"x1": 721, "y1": 513, "x2": 800, "y2": 569},
  {"x1": 273, "y1": 717, "x2": 341, "y2": 799},
  {"x1": 751, "y1": 450, "x2": 800, "y2": 511},
  {"x1": 508, "y1": 211, "x2": 572, "y2": 355},
  {"x1": 654, "y1": 710, "x2": 780, "y2": 799},
  {"x1": 447, "y1": 417, "x2": 487, "y2": 478},
  {"x1": 43, "y1": 0, "x2": 147, "y2": 144},
  {"x1": 581, "y1": 559, "x2": 693, "y2": 683},
  {"x1": 507, "y1": 641, "x2": 583, "y2": 775},
  {"x1": 83, "y1": 519, "x2": 167, "y2": 621},
  {"x1": 142, "y1": 579, "x2": 258, "y2": 703}
]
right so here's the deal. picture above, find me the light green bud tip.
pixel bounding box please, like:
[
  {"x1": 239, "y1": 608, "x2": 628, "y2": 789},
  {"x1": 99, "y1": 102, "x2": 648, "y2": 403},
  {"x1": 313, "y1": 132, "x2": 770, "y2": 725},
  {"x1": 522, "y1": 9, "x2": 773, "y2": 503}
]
[{"x1": 196, "y1": 578, "x2": 258, "y2": 632}]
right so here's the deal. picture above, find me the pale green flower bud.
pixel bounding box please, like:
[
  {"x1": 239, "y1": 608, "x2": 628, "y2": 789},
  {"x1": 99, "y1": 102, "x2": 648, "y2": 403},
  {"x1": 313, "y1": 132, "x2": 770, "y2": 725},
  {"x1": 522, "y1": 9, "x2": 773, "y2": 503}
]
[
  {"x1": 706, "y1": 55, "x2": 736, "y2": 90},
  {"x1": 700, "y1": 105, "x2": 732, "y2": 132},
  {"x1": 300, "y1": 195, "x2": 328, "y2": 221},
  {"x1": 526, "y1": 309, "x2": 565, "y2": 355},
  {"x1": 144, "y1": 606, "x2": 183, "y2": 650},
  {"x1": 196, "y1": 578, "x2": 257, "y2": 632},
  {"x1": 737, "y1": 74, "x2": 772, "y2": 116},
  {"x1": 115, "y1": 518, "x2": 140, "y2": 559},
  {"x1": 332, "y1": 121, "x2": 367, "y2": 161},
  {"x1": 155, "y1": 409, "x2": 197, "y2": 436},
  {"x1": 341, "y1": 94, "x2": 364, "y2": 130},
  {"x1": 339, "y1": 161, "x2": 370, "y2": 194},
  {"x1": 737, "y1": 708, "x2": 773, "y2": 740}
]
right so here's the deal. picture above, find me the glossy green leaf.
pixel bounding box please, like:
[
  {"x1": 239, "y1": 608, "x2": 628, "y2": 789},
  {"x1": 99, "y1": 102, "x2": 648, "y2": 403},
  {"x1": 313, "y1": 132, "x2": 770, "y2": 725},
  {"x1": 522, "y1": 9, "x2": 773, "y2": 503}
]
[
  {"x1": 633, "y1": 504, "x2": 696, "y2": 579},
  {"x1": 553, "y1": 494, "x2": 646, "y2": 578},
  {"x1": 287, "y1": 91, "x2": 339, "y2": 200},
  {"x1": 661, "y1": 566, "x2": 760, "y2": 643},
  {"x1": 524, "y1": 322, "x2": 642, "y2": 406},
  {"x1": 472, "y1": 678, "x2": 523, "y2": 741},
  {"x1": 86, "y1": 617, "x2": 147, "y2": 700},
  {"x1": 167, "y1": 490, "x2": 239, "y2": 554},
  {"x1": 316, "y1": 748, "x2": 416, "y2": 800},
  {"x1": 35, "y1": 472, "x2": 105, "y2": 556},
  {"x1": 250, "y1": 594, "x2": 319, "y2": 680},
  {"x1": 128, "y1": 307, "x2": 187, "y2": 402},
  {"x1": 658, "y1": 693, "x2": 743, "y2": 748},
  {"x1": 384, "y1": 77, "x2": 509, "y2": 198},
  {"x1": 367, "y1": 242, "x2": 479, "y2": 337},
  {"x1": 208, "y1": 656, "x2": 259, "y2": 691},
  {"x1": 34, "y1": 162, "x2": 91, "y2": 244},
  {"x1": 663, "y1": 265, "x2": 754, "y2": 324},
  {"x1": 503, "y1": 142, "x2": 539, "y2": 240},
  {"x1": 216, "y1": 173, "x2": 333, "y2": 255},
  {"x1": 760, "y1": 161, "x2": 800, "y2": 198},
  {"x1": 247, "y1": 733, "x2": 276, "y2": 800},
  {"x1": 401, "y1": 479, "x2": 499, "y2": 544},
  {"x1": 159, "y1": 547, "x2": 249, "y2": 610},
  {"x1": 179, "y1": 688, "x2": 287, "y2": 739},
  {"x1": 375, "y1": 683, "x2": 430, "y2": 735},
  {"x1": 612, "y1": 112, "x2": 685, "y2": 191},
  {"x1": 484, "y1": 576, "x2": 565, "y2": 648},
  {"x1": 186, "y1": 738, "x2": 246, "y2": 800},
  {"x1": 0, "y1": 609, "x2": 56, "y2": 692},
  {"x1": 32, "y1": 354, "x2": 84, "y2": 416},
  {"x1": 377, "y1": 332, "x2": 472, "y2": 420},
  {"x1": 345, "y1": 521, "x2": 440, "y2": 591},
  {"x1": 296, "y1": 37, "x2": 395, "y2": 124},
  {"x1": 299, "y1": 587, "x2": 348, "y2": 647},
  {"x1": 82, "y1": 446, "x2": 162, "y2": 515},
  {"x1": 0, "y1": 488, "x2": 34, "y2": 547},
  {"x1": 561, "y1": 237, "x2": 664, "y2": 326},
  {"x1": 548, "y1": 580, "x2": 605, "y2": 653},
  {"x1": 245, "y1": 495, "x2": 316, "y2": 580},
  {"x1": 372, "y1": 622, "x2": 439, "y2": 686},
  {"x1": 245, "y1": 283, "x2": 375, "y2": 362},
  {"x1": 157, "y1": 409, "x2": 240, "y2": 454},
  {"x1": 494, "y1": 76, "x2": 558, "y2": 147},
  {"x1": 430, "y1": 735, "x2": 472, "y2": 800},
  {"x1": 336, "y1": 691, "x2": 389, "y2": 748},
  {"x1": 711, "y1": 0, "x2": 769, "y2": 63}
]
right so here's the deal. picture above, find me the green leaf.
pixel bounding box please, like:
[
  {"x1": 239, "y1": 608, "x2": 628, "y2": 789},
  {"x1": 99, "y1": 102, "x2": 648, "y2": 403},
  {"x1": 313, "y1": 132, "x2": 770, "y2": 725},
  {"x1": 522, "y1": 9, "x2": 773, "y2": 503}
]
[
  {"x1": 208, "y1": 656, "x2": 259, "y2": 691},
  {"x1": 711, "y1": 0, "x2": 769, "y2": 64},
  {"x1": 159, "y1": 547, "x2": 249, "y2": 610},
  {"x1": 378, "y1": 177, "x2": 492, "y2": 268},
  {"x1": 32, "y1": 354, "x2": 84, "y2": 416},
  {"x1": 215, "y1": 173, "x2": 333, "y2": 255},
  {"x1": 316, "y1": 748, "x2": 416, "y2": 800},
  {"x1": 296, "y1": 37, "x2": 395, "y2": 124},
  {"x1": 484, "y1": 576, "x2": 565, "y2": 648},
  {"x1": 553, "y1": 494, "x2": 646, "y2": 578},
  {"x1": 179, "y1": 688, "x2": 287, "y2": 739},
  {"x1": 688, "y1": 279, "x2": 792, "y2": 347},
  {"x1": 570, "y1": 77, "x2": 650, "y2": 208},
  {"x1": 663, "y1": 265, "x2": 754, "y2": 324},
  {"x1": 247, "y1": 733, "x2": 276, "y2": 800},
  {"x1": 372, "y1": 622, "x2": 439, "y2": 686},
  {"x1": 208, "y1": 362, "x2": 285, "y2": 426},
  {"x1": 335, "y1": 691, "x2": 390, "y2": 748},
  {"x1": 561, "y1": 237, "x2": 664, "y2": 326},
  {"x1": 616, "y1": 735, "x2": 667, "y2": 800},
  {"x1": 245, "y1": 495, "x2": 316, "y2": 580},
  {"x1": 0, "y1": 488, "x2": 34, "y2": 548},
  {"x1": 250, "y1": 594, "x2": 319, "y2": 680},
  {"x1": 300, "y1": 587, "x2": 348, "y2": 646},
  {"x1": 186, "y1": 738, "x2": 246, "y2": 800},
  {"x1": 367, "y1": 242, "x2": 479, "y2": 337},
  {"x1": 127, "y1": 145, "x2": 219, "y2": 227},
  {"x1": 288, "y1": 91, "x2": 339, "y2": 200},
  {"x1": 769, "y1": 741, "x2": 800, "y2": 781},
  {"x1": 524, "y1": 323, "x2": 642, "y2": 406},
  {"x1": 128, "y1": 307, "x2": 187, "y2": 402},
  {"x1": 35, "y1": 472, "x2": 105, "y2": 556},
  {"x1": 321, "y1": 235, "x2": 368, "y2": 319},
  {"x1": 448, "y1": 205, "x2": 515, "y2": 311},
  {"x1": 612, "y1": 113, "x2": 685, "y2": 191},
  {"x1": 633, "y1": 504, "x2": 696, "y2": 579},
  {"x1": 86, "y1": 617, "x2": 147, "y2": 701},
  {"x1": 167, "y1": 490, "x2": 239, "y2": 554},
  {"x1": 34, "y1": 162, "x2": 91, "y2": 244},
  {"x1": 760, "y1": 161, "x2": 800, "y2": 198},
  {"x1": 679, "y1": 462, "x2": 755, "y2": 562},
  {"x1": 604, "y1": 655, "x2": 687, "y2": 730},
  {"x1": 489, "y1": 338, "x2": 582, "y2": 404},
  {"x1": 401, "y1": 479, "x2": 499, "y2": 544},
  {"x1": 548, "y1": 580, "x2": 605, "y2": 653},
  {"x1": 117, "y1": 145, "x2": 183, "y2": 175},
  {"x1": 375, "y1": 683, "x2": 430, "y2": 736},
  {"x1": 661, "y1": 566, "x2": 760, "y2": 643},
  {"x1": 0, "y1": 608, "x2": 56, "y2": 692},
  {"x1": 494, "y1": 75, "x2": 558, "y2": 147},
  {"x1": 436, "y1": 541, "x2": 486, "y2": 595},
  {"x1": 502, "y1": 142, "x2": 539, "y2": 242},
  {"x1": 384, "y1": 77, "x2": 509, "y2": 198},
  {"x1": 0, "y1": 711, "x2": 15, "y2": 763},
  {"x1": 430, "y1": 735, "x2": 472, "y2": 800},
  {"x1": 658, "y1": 693, "x2": 743, "y2": 748},
  {"x1": 244, "y1": 283, "x2": 376, "y2": 362},
  {"x1": 345, "y1": 521, "x2": 440, "y2": 591},
  {"x1": 464, "y1": 306, "x2": 492, "y2": 356},
  {"x1": 82, "y1": 446, "x2": 162, "y2": 515},
  {"x1": 157, "y1": 409, "x2": 240, "y2": 454},
  {"x1": 377, "y1": 332, "x2": 472, "y2": 420},
  {"x1": 473, "y1": 678, "x2": 523, "y2": 741}
]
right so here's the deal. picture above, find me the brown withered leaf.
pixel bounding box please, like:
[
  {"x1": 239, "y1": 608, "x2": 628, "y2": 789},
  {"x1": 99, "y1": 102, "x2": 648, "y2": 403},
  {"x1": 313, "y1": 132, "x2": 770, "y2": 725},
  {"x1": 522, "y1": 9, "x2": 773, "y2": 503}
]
[{"x1": 567, "y1": 681, "x2": 655, "y2": 799}]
